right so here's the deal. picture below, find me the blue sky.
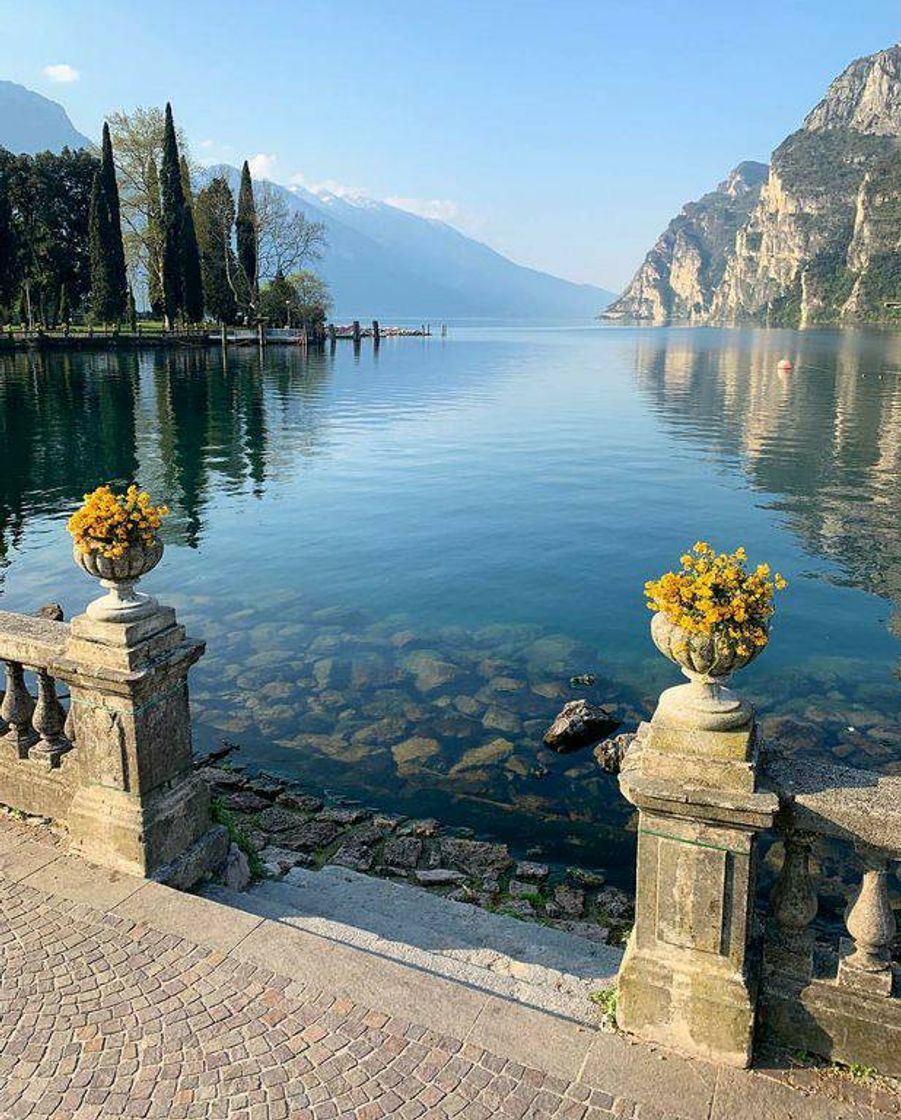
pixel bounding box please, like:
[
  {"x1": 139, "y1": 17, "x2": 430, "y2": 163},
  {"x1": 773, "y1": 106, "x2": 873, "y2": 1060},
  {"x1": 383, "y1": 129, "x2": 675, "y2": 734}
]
[{"x1": 2, "y1": 0, "x2": 898, "y2": 290}]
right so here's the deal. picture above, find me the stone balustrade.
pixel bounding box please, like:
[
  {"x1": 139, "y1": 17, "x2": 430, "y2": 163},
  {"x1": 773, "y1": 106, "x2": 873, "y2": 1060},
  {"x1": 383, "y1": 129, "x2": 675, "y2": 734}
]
[
  {"x1": 0, "y1": 598, "x2": 227, "y2": 886},
  {"x1": 614, "y1": 692, "x2": 900, "y2": 1076},
  {"x1": 760, "y1": 753, "x2": 900, "y2": 1074}
]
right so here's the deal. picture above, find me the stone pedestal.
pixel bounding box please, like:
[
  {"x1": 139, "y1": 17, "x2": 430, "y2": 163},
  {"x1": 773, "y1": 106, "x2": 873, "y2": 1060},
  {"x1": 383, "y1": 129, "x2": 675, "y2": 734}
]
[
  {"x1": 616, "y1": 713, "x2": 778, "y2": 1066},
  {"x1": 56, "y1": 606, "x2": 222, "y2": 879}
]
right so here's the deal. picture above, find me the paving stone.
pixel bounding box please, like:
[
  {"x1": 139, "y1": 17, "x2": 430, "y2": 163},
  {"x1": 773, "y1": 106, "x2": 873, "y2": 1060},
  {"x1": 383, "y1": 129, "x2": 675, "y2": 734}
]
[{"x1": 0, "y1": 819, "x2": 870, "y2": 1120}]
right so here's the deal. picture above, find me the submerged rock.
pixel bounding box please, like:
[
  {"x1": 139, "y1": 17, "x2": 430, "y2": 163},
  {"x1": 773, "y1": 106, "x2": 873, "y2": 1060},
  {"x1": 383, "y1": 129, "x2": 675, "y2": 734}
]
[
  {"x1": 544, "y1": 700, "x2": 618, "y2": 752},
  {"x1": 448, "y1": 738, "x2": 513, "y2": 775},
  {"x1": 402, "y1": 650, "x2": 463, "y2": 693}
]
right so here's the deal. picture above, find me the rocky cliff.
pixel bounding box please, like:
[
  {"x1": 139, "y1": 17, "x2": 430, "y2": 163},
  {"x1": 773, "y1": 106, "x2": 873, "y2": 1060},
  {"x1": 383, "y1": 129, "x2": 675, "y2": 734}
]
[
  {"x1": 602, "y1": 162, "x2": 768, "y2": 322},
  {"x1": 606, "y1": 44, "x2": 901, "y2": 326}
]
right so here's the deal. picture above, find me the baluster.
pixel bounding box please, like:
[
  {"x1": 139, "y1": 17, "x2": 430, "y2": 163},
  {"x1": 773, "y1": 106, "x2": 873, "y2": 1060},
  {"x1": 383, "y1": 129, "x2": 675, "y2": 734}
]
[
  {"x1": 767, "y1": 828, "x2": 819, "y2": 977},
  {"x1": 1, "y1": 660, "x2": 37, "y2": 758},
  {"x1": 30, "y1": 670, "x2": 70, "y2": 766},
  {"x1": 838, "y1": 845, "x2": 897, "y2": 996},
  {"x1": 63, "y1": 698, "x2": 77, "y2": 747}
]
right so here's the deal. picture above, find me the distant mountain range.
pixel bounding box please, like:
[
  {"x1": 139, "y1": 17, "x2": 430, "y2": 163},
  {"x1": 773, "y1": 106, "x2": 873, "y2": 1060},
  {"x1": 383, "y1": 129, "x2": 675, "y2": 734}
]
[
  {"x1": 605, "y1": 44, "x2": 901, "y2": 326},
  {"x1": 0, "y1": 80, "x2": 614, "y2": 319},
  {"x1": 0, "y1": 80, "x2": 92, "y2": 154}
]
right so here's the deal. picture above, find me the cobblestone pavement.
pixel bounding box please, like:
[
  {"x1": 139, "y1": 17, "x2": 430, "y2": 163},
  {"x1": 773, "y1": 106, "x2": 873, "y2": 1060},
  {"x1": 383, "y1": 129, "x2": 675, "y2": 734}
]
[
  {"x1": 0, "y1": 875, "x2": 635, "y2": 1120},
  {"x1": 0, "y1": 821, "x2": 895, "y2": 1120}
]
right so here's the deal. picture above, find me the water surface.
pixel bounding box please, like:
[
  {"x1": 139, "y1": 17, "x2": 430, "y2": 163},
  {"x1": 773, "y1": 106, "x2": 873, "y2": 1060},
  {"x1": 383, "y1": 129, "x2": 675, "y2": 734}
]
[{"x1": 1, "y1": 325, "x2": 898, "y2": 870}]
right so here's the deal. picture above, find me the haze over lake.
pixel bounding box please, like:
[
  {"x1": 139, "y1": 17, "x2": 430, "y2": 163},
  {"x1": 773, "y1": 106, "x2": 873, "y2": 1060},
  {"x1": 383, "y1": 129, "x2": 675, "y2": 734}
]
[{"x1": 1, "y1": 325, "x2": 898, "y2": 870}]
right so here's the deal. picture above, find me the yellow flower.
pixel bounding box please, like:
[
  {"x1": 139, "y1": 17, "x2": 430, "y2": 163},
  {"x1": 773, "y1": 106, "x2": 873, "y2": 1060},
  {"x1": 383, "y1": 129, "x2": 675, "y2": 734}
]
[{"x1": 68, "y1": 483, "x2": 169, "y2": 560}]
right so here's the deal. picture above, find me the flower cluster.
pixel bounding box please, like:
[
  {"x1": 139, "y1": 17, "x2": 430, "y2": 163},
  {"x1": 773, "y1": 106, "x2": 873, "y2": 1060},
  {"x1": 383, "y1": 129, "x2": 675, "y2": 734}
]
[
  {"x1": 645, "y1": 542, "x2": 787, "y2": 656},
  {"x1": 67, "y1": 484, "x2": 169, "y2": 560}
]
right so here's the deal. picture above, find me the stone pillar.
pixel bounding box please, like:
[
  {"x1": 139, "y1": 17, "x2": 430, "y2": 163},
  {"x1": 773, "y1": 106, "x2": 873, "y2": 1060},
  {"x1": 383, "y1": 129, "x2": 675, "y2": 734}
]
[
  {"x1": 616, "y1": 698, "x2": 778, "y2": 1066},
  {"x1": 55, "y1": 604, "x2": 226, "y2": 882}
]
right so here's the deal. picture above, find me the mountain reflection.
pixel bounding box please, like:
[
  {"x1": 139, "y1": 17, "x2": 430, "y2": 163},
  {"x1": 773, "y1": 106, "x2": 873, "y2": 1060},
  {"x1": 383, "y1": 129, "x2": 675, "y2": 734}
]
[
  {"x1": 633, "y1": 329, "x2": 901, "y2": 626},
  {"x1": 0, "y1": 346, "x2": 331, "y2": 570}
]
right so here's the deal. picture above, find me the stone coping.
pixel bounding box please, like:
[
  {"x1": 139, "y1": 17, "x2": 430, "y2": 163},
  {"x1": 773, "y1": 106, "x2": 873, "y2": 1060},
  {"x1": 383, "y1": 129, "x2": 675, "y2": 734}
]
[
  {"x1": 0, "y1": 609, "x2": 69, "y2": 667},
  {"x1": 764, "y1": 752, "x2": 901, "y2": 852},
  {"x1": 0, "y1": 816, "x2": 896, "y2": 1119}
]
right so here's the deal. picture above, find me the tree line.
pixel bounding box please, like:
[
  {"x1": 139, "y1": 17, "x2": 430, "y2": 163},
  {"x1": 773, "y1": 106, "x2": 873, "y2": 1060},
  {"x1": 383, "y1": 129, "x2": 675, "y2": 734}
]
[{"x1": 0, "y1": 102, "x2": 331, "y2": 331}]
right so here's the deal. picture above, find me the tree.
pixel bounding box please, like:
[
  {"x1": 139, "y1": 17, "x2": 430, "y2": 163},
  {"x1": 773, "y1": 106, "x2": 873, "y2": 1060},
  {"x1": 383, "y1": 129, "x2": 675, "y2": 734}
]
[
  {"x1": 158, "y1": 104, "x2": 202, "y2": 325},
  {"x1": 58, "y1": 281, "x2": 69, "y2": 324},
  {"x1": 0, "y1": 153, "x2": 17, "y2": 311},
  {"x1": 127, "y1": 285, "x2": 137, "y2": 331},
  {"x1": 259, "y1": 268, "x2": 332, "y2": 330},
  {"x1": 145, "y1": 156, "x2": 164, "y2": 317},
  {"x1": 290, "y1": 269, "x2": 332, "y2": 329},
  {"x1": 259, "y1": 269, "x2": 296, "y2": 326},
  {"x1": 236, "y1": 161, "x2": 257, "y2": 316},
  {"x1": 106, "y1": 106, "x2": 194, "y2": 305},
  {"x1": 2, "y1": 147, "x2": 97, "y2": 326},
  {"x1": 178, "y1": 156, "x2": 204, "y2": 322},
  {"x1": 89, "y1": 123, "x2": 128, "y2": 321},
  {"x1": 254, "y1": 181, "x2": 325, "y2": 280},
  {"x1": 195, "y1": 175, "x2": 238, "y2": 324}
]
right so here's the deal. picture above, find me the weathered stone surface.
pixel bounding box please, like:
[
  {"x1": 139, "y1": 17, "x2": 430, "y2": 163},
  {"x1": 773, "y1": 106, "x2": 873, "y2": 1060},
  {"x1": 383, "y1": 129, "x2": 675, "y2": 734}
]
[
  {"x1": 278, "y1": 819, "x2": 345, "y2": 852},
  {"x1": 382, "y1": 836, "x2": 423, "y2": 869},
  {"x1": 259, "y1": 846, "x2": 312, "y2": 875},
  {"x1": 516, "y1": 860, "x2": 550, "y2": 882},
  {"x1": 414, "y1": 868, "x2": 465, "y2": 886},
  {"x1": 225, "y1": 790, "x2": 270, "y2": 813},
  {"x1": 554, "y1": 884, "x2": 585, "y2": 918},
  {"x1": 545, "y1": 699, "x2": 618, "y2": 751},
  {"x1": 225, "y1": 842, "x2": 251, "y2": 891},
  {"x1": 154, "y1": 824, "x2": 229, "y2": 890},
  {"x1": 440, "y1": 837, "x2": 513, "y2": 877},
  {"x1": 319, "y1": 806, "x2": 370, "y2": 826},
  {"x1": 278, "y1": 789, "x2": 324, "y2": 813},
  {"x1": 255, "y1": 805, "x2": 303, "y2": 833}
]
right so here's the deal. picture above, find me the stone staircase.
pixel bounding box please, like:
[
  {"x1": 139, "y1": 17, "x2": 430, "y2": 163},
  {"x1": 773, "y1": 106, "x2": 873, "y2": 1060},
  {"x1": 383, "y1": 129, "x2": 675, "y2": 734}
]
[{"x1": 205, "y1": 864, "x2": 623, "y2": 1024}]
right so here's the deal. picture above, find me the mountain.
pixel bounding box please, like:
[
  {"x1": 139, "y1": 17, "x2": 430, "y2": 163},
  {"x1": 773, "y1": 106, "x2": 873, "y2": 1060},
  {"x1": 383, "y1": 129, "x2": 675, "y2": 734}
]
[
  {"x1": 606, "y1": 44, "x2": 901, "y2": 326},
  {"x1": 0, "y1": 80, "x2": 92, "y2": 154},
  {"x1": 602, "y1": 162, "x2": 768, "y2": 322},
  {"x1": 290, "y1": 185, "x2": 615, "y2": 318}
]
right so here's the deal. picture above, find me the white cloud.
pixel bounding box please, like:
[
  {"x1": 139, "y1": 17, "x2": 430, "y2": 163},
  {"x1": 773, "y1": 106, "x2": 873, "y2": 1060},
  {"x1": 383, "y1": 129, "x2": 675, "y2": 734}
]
[
  {"x1": 43, "y1": 63, "x2": 80, "y2": 83},
  {"x1": 385, "y1": 196, "x2": 483, "y2": 237},
  {"x1": 248, "y1": 153, "x2": 278, "y2": 179}
]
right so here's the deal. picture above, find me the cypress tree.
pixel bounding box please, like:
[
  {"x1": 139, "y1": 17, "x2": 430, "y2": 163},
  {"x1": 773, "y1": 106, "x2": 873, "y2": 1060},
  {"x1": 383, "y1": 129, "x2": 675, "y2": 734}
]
[
  {"x1": 195, "y1": 175, "x2": 238, "y2": 324},
  {"x1": 159, "y1": 103, "x2": 185, "y2": 329},
  {"x1": 178, "y1": 156, "x2": 204, "y2": 322},
  {"x1": 89, "y1": 123, "x2": 128, "y2": 322},
  {"x1": 236, "y1": 160, "x2": 257, "y2": 315},
  {"x1": 146, "y1": 157, "x2": 164, "y2": 318}
]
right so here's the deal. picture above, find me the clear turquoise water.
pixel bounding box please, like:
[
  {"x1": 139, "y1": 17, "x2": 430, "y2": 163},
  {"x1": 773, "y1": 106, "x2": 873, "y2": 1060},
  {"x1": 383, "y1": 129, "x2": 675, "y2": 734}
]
[{"x1": 1, "y1": 325, "x2": 899, "y2": 869}]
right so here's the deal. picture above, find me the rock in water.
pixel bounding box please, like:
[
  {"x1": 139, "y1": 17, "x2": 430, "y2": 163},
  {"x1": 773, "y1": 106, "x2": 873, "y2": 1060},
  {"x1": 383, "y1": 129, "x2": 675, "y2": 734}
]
[
  {"x1": 593, "y1": 731, "x2": 636, "y2": 773},
  {"x1": 543, "y1": 699, "x2": 618, "y2": 752}
]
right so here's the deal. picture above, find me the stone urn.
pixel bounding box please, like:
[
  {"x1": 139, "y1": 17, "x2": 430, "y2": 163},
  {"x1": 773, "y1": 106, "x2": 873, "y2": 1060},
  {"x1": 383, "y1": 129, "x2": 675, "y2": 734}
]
[
  {"x1": 74, "y1": 538, "x2": 164, "y2": 623},
  {"x1": 650, "y1": 610, "x2": 765, "y2": 730}
]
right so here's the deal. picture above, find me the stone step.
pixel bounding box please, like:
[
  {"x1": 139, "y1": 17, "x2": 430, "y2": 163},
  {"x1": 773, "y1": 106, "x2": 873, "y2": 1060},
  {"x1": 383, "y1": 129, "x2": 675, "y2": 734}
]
[{"x1": 205, "y1": 865, "x2": 622, "y2": 1023}]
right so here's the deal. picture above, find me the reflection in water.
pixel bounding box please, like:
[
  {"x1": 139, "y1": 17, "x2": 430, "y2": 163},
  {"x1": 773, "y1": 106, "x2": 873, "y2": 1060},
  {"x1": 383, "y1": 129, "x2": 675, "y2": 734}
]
[
  {"x1": 0, "y1": 329, "x2": 898, "y2": 872},
  {"x1": 633, "y1": 330, "x2": 901, "y2": 624}
]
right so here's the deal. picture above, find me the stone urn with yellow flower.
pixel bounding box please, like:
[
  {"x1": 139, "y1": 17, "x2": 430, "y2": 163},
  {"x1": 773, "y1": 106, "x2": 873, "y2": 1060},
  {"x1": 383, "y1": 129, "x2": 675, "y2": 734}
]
[
  {"x1": 644, "y1": 543, "x2": 787, "y2": 730},
  {"x1": 68, "y1": 484, "x2": 170, "y2": 623}
]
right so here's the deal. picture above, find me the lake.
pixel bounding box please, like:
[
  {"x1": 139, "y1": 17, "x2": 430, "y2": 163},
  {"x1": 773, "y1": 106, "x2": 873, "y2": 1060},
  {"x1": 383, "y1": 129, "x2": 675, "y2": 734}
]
[{"x1": 1, "y1": 325, "x2": 899, "y2": 874}]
